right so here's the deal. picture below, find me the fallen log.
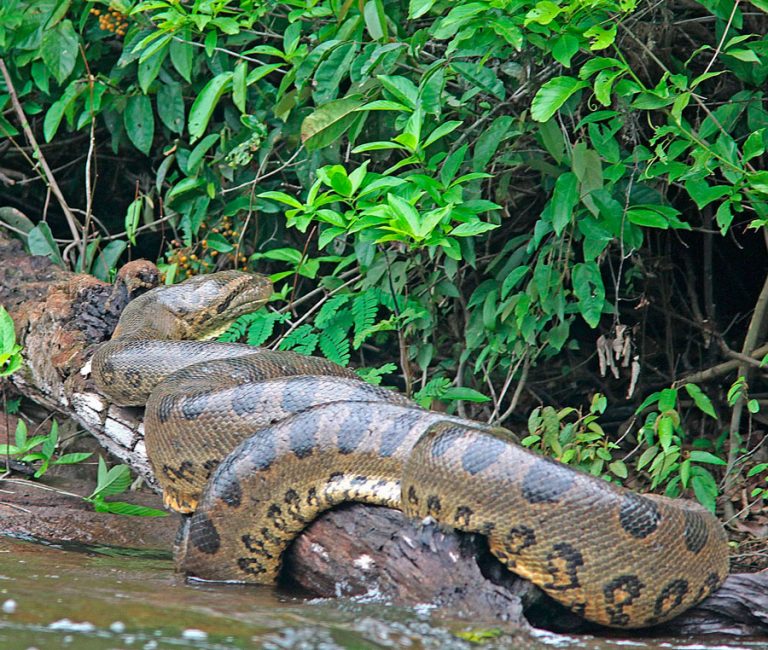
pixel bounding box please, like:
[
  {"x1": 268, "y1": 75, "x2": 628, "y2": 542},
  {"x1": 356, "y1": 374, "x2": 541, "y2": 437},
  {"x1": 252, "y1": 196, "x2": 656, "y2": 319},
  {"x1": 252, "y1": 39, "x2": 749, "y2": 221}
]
[{"x1": 1, "y1": 227, "x2": 766, "y2": 637}]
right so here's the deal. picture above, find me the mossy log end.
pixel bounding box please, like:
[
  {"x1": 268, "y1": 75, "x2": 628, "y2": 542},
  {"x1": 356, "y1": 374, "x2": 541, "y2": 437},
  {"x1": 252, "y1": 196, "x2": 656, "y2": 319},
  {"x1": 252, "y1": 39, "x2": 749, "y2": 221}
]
[{"x1": 1, "y1": 229, "x2": 766, "y2": 637}]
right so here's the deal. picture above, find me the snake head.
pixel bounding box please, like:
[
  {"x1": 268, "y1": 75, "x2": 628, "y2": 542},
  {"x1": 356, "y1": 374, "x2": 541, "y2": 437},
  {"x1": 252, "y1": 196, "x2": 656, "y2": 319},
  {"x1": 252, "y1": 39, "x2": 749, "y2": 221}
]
[{"x1": 114, "y1": 271, "x2": 273, "y2": 340}]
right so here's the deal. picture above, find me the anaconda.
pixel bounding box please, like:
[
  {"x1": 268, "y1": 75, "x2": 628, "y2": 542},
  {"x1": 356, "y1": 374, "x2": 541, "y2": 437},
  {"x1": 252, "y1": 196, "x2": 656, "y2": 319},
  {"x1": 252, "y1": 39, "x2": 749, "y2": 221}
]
[{"x1": 92, "y1": 270, "x2": 730, "y2": 628}]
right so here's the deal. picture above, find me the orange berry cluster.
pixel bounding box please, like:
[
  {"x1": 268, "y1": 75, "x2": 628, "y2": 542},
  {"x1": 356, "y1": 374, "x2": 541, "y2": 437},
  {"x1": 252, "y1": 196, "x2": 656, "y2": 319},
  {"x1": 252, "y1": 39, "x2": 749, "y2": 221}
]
[
  {"x1": 165, "y1": 217, "x2": 250, "y2": 280},
  {"x1": 90, "y1": 7, "x2": 128, "y2": 37}
]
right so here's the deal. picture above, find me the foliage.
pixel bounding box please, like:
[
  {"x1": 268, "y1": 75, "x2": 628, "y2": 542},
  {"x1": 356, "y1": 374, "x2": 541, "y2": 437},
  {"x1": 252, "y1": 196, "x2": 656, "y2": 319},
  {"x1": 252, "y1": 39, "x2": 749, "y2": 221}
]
[
  {"x1": 748, "y1": 463, "x2": 768, "y2": 501},
  {"x1": 521, "y1": 393, "x2": 629, "y2": 480},
  {"x1": 634, "y1": 384, "x2": 727, "y2": 512},
  {"x1": 0, "y1": 418, "x2": 165, "y2": 516},
  {"x1": 2, "y1": 1, "x2": 768, "y2": 515},
  {"x1": 0, "y1": 419, "x2": 92, "y2": 479},
  {"x1": 454, "y1": 627, "x2": 504, "y2": 644},
  {"x1": 0, "y1": 305, "x2": 23, "y2": 378},
  {"x1": 84, "y1": 457, "x2": 167, "y2": 517}
]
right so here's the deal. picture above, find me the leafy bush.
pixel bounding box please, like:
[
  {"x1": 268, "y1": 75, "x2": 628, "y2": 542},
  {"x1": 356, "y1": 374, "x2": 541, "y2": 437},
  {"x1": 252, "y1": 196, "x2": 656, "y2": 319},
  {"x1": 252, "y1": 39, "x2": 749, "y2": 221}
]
[{"x1": 2, "y1": 1, "x2": 768, "y2": 513}]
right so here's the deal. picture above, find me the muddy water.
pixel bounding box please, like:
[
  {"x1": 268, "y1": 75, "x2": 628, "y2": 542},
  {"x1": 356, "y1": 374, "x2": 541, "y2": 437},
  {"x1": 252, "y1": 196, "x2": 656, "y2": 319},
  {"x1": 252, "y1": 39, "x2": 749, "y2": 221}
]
[{"x1": 0, "y1": 536, "x2": 762, "y2": 650}]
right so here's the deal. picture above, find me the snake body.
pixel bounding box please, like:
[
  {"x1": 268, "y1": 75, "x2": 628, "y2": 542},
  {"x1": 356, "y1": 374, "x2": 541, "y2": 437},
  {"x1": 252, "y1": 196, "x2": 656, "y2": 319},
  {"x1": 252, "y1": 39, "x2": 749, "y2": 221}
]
[{"x1": 92, "y1": 271, "x2": 730, "y2": 628}]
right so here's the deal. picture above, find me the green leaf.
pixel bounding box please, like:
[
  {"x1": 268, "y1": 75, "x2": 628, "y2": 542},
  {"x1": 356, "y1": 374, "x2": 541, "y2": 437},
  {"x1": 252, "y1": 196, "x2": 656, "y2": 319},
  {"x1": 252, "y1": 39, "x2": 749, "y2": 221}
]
[
  {"x1": 531, "y1": 77, "x2": 587, "y2": 122},
  {"x1": 744, "y1": 129, "x2": 765, "y2": 162},
  {"x1": 377, "y1": 75, "x2": 419, "y2": 110},
  {"x1": 27, "y1": 223, "x2": 64, "y2": 266},
  {"x1": 747, "y1": 463, "x2": 768, "y2": 478},
  {"x1": 319, "y1": 326, "x2": 351, "y2": 366},
  {"x1": 524, "y1": 1, "x2": 561, "y2": 25},
  {"x1": 408, "y1": 0, "x2": 436, "y2": 18},
  {"x1": 658, "y1": 416, "x2": 674, "y2": 451},
  {"x1": 205, "y1": 232, "x2": 234, "y2": 253},
  {"x1": 387, "y1": 194, "x2": 421, "y2": 237},
  {"x1": 450, "y1": 221, "x2": 498, "y2": 237},
  {"x1": 423, "y1": 120, "x2": 463, "y2": 148},
  {"x1": 170, "y1": 31, "x2": 194, "y2": 82},
  {"x1": 278, "y1": 324, "x2": 319, "y2": 355},
  {"x1": 157, "y1": 82, "x2": 185, "y2": 134},
  {"x1": 658, "y1": 388, "x2": 678, "y2": 412},
  {"x1": 41, "y1": 422, "x2": 58, "y2": 459},
  {"x1": 572, "y1": 262, "x2": 605, "y2": 328},
  {"x1": 245, "y1": 312, "x2": 285, "y2": 347},
  {"x1": 584, "y1": 23, "x2": 617, "y2": 50},
  {"x1": 314, "y1": 43, "x2": 357, "y2": 104},
  {"x1": 637, "y1": 444, "x2": 658, "y2": 470},
  {"x1": 0, "y1": 306, "x2": 18, "y2": 357},
  {"x1": 691, "y1": 472, "x2": 718, "y2": 512},
  {"x1": 187, "y1": 133, "x2": 220, "y2": 174},
  {"x1": 0, "y1": 207, "x2": 34, "y2": 234},
  {"x1": 301, "y1": 97, "x2": 364, "y2": 150},
  {"x1": 257, "y1": 191, "x2": 303, "y2": 209},
  {"x1": 431, "y1": 3, "x2": 486, "y2": 40},
  {"x1": 189, "y1": 72, "x2": 232, "y2": 142},
  {"x1": 41, "y1": 19, "x2": 77, "y2": 84},
  {"x1": 356, "y1": 362, "x2": 397, "y2": 385},
  {"x1": 451, "y1": 62, "x2": 505, "y2": 100},
  {"x1": 91, "y1": 460, "x2": 132, "y2": 499},
  {"x1": 679, "y1": 458, "x2": 691, "y2": 487},
  {"x1": 609, "y1": 460, "x2": 628, "y2": 479},
  {"x1": 549, "y1": 172, "x2": 578, "y2": 235},
  {"x1": 684, "y1": 383, "x2": 717, "y2": 419},
  {"x1": 684, "y1": 179, "x2": 732, "y2": 209},
  {"x1": 54, "y1": 452, "x2": 93, "y2": 465},
  {"x1": 43, "y1": 81, "x2": 83, "y2": 142},
  {"x1": 473, "y1": 116, "x2": 515, "y2": 171},
  {"x1": 356, "y1": 100, "x2": 412, "y2": 112},
  {"x1": 91, "y1": 499, "x2": 168, "y2": 517},
  {"x1": 441, "y1": 387, "x2": 490, "y2": 402},
  {"x1": 552, "y1": 34, "x2": 580, "y2": 67},
  {"x1": 579, "y1": 57, "x2": 623, "y2": 80},
  {"x1": 626, "y1": 208, "x2": 669, "y2": 229},
  {"x1": 352, "y1": 291, "x2": 379, "y2": 348},
  {"x1": 92, "y1": 241, "x2": 127, "y2": 282},
  {"x1": 363, "y1": 0, "x2": 388, "y2": 41},
  {"x1": 124, "y1": 95, "x2": 155, "y2": 155},
  {"x1": 726, "y1": 48, "x2": 761, "y2": 63},
  {"x1": 232, "y1": 61, "x2": 247, "y2": 113},
  {"x1": 124, "y1": 198, "x2": 142, "y2": 246},
  {"x1": 138, "y1": 44, "x2": 169, "y2": 94},
  {"x1": 688, "y1": 450, "x2": 727, "y2": 466}
]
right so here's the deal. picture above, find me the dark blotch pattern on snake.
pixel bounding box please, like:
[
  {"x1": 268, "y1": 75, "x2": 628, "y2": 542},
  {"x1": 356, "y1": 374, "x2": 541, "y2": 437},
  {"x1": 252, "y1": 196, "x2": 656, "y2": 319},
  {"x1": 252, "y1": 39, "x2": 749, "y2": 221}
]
[{"x1": 92, "y1": 271, "x2": 730, "y2": 628}]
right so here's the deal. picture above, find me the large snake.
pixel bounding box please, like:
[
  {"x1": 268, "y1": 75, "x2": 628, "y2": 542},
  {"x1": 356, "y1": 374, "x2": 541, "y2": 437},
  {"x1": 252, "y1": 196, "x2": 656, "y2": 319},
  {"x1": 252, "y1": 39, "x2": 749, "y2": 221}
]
[{"x1": 92, "y1": 270, "x2": 730, "y2": 628}]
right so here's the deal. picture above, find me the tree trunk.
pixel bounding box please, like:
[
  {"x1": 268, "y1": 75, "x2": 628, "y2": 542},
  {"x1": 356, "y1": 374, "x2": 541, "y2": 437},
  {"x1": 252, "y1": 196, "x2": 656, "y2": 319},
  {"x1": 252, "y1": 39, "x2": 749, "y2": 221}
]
[{"x1": 1, "y1": 228, "x2": 766, "y2": 637}]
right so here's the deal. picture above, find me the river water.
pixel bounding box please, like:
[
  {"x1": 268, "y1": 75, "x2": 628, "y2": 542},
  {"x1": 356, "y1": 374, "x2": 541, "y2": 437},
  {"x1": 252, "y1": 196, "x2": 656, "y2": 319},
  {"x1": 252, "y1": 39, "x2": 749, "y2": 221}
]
[{"x1": 0, "y1": 536, "x2": 764, "y2": 650}]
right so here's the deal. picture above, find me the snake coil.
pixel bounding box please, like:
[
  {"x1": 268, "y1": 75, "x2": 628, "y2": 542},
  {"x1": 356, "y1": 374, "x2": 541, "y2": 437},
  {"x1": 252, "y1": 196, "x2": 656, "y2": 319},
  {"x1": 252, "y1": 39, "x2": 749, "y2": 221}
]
[{"x1": 92, "y1": 271, "x2": 729, "y2": 628}]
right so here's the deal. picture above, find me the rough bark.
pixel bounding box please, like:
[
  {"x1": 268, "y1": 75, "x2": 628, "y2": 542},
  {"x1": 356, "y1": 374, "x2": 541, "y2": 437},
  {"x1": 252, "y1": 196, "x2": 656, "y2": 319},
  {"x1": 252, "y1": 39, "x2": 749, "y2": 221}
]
[
  {"x1": 0, "y1": 231, "x2": 160, "y2": 483},
  {"x1": 1, "y1": 228, "x2": 766, "y2": 637}
]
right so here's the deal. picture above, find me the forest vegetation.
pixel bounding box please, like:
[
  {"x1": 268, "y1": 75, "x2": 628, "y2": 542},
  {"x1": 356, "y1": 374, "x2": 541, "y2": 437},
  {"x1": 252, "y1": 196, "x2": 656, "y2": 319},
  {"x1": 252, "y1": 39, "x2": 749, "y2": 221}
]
[{"x1": 0, "y1": 0, "x2": 767, "y2": 563}]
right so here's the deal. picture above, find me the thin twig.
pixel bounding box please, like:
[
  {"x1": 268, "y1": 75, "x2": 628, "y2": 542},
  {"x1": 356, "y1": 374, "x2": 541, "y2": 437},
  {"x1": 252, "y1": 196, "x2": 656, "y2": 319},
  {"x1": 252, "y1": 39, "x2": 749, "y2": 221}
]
[
  {"x1": 702, "y1": 0, "x2": 740, "y2": 76},
  {"x1": 681, "y1": 342, "x2": 768, "y2": 385},
  {"x1": 0, "y1": 500, "x2": 31, "y2": 514},
  {"x1": 270, "y1": 272, "x2": 362, "y2": 349},
  {"x1": 221, "y1": 148, "x2": 304, "y2": 195},
  {"x1": 496, "y1": 357, "x2": 531, "y2": 425},
  {"x1": 81, "y1": 45, "x2": 98, "y2": 271},
  {"x1": 0, "y1": 58, "x2": 82, "y2": 252}
]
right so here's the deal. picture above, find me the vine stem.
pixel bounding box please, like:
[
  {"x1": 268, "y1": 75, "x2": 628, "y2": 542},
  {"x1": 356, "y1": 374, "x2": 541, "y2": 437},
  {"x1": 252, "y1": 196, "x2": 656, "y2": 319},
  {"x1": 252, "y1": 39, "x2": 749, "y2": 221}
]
[
  {"x1": 723, "y1": 230, "x2": 768, "y2": 519},
  {"x1": 0, "y1": 58, "x2": 82, "y2": 255}
]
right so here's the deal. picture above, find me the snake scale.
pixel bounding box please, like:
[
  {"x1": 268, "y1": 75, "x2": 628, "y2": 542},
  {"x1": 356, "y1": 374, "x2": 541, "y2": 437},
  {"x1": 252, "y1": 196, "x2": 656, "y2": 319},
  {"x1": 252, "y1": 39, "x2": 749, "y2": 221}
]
[{"x1": 92, "y1": 270, "x2": 730, "y2": 628}]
